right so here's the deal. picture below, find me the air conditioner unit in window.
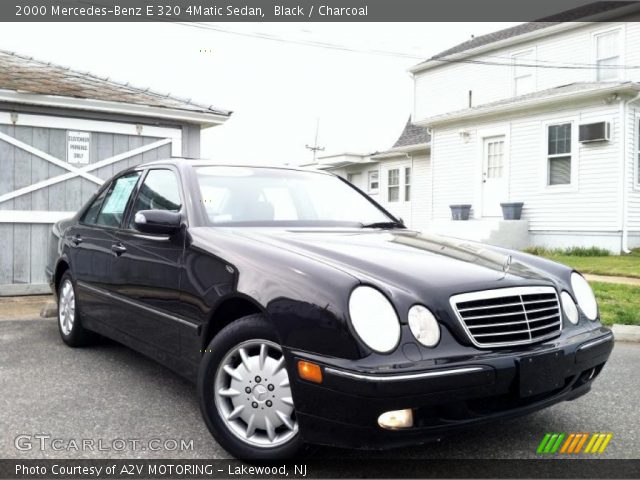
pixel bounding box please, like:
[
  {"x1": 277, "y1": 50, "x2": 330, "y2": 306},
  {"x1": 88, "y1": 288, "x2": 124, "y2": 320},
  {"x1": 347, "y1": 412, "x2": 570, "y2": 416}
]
[{"x1": 579, "y1": 122, "x2": 610, "y2": 143}]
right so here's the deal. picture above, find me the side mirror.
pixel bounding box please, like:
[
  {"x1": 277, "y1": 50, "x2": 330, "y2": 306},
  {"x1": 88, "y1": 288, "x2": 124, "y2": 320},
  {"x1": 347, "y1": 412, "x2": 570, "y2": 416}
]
[{"x1": 134, "y1": 210, "x2": 182, "y2": 235}]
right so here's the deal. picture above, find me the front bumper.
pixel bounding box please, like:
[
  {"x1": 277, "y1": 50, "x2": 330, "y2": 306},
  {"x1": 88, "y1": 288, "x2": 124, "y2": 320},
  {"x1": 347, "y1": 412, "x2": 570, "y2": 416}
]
[{"x1": 286, "y1": 326, "x2": 613, "y2": 450}]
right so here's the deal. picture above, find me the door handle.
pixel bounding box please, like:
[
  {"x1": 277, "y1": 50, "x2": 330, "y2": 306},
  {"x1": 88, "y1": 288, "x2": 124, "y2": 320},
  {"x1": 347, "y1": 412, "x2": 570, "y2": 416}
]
[
  {"x1": 111, "y1": 243, "x2": 127, "y2": 255},
  {"x1": 71, "y1": 235, "x2": 83, "y2": 246}
]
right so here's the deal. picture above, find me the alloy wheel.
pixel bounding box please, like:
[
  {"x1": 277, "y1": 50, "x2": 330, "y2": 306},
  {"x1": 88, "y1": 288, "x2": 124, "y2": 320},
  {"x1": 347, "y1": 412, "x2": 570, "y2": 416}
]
[
  {"x1": 59, "y1": 279, "x2": 75, "y2": 336},
  {"x1": 214, "y1": 339, "x2": 298, "y2": 448}
]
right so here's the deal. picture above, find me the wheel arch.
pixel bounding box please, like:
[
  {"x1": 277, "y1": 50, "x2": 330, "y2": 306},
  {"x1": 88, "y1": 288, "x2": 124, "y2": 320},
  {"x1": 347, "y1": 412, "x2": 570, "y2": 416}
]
[
  {"x1": 54, "y1": 258, "x2": 71, "y2": 296},
  {"x1": 201, "y1": 294, "x2": 269, "y2": 352}
]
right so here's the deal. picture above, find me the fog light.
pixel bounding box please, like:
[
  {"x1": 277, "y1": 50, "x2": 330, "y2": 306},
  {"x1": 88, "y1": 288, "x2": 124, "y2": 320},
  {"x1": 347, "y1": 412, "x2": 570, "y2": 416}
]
[
  {"x1": 297, "y1": 360, "x2": 323, "y2": 383},
  {"x1": 378, "y1": 409, "x2": 414, "y2": 430}
]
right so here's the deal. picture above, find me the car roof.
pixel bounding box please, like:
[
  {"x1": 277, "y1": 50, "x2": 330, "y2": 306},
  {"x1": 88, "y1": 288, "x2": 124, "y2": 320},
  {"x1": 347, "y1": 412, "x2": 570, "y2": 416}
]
[{"x1": 138, "y1": 158, "x2": 332, "y2": 175}]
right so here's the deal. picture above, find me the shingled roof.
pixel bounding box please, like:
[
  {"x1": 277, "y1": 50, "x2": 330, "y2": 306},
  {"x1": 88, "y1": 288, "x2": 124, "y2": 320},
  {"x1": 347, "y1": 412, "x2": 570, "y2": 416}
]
[
  {"x1": 421, "y1": 81, "x2": 640, "y2": 125},
  {"x1": 413, "y1": 1, "x2": 635, "y2": 70},
  {"x1": 0, "y1": 49, "x2": 231, "y2": 121},
  {"x1": 392, "y1": 117, "x2": 430, "y2": 148}
]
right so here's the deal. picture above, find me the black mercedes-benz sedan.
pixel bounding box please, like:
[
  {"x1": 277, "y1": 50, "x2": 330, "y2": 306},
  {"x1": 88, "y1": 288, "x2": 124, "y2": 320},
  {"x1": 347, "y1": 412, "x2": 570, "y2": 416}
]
[{"x1": 46, "y1": 159, "x2": 613, "y2": 460}]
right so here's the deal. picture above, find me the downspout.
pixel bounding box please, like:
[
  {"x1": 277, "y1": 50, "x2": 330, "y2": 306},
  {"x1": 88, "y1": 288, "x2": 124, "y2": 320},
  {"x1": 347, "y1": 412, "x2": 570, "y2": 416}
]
[{"x1": 621, "y1": 93, "x2": 640, "y2": 254}]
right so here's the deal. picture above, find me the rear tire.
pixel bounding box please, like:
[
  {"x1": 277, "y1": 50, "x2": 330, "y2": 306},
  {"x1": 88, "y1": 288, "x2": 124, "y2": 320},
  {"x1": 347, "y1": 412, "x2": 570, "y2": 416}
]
[
  {"x1": 198, "y1": 314, "x2": 304, "y2": 460},
  {"x1": 57, "y1": 271, "x2": 96, "y2": 347}
]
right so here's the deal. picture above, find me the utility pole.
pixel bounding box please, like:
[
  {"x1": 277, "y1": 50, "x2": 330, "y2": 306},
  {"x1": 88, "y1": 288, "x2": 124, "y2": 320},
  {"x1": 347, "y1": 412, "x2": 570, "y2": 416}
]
[{"x1": 305, "y1": 118, "x2": 325, "y2": 164}]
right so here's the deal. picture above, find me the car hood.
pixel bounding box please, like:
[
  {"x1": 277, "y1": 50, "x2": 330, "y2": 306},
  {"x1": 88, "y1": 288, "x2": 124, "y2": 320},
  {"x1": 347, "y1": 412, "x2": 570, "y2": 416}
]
[{"x1": 229, "y1": 228, "x2": 556, "y2": 295}]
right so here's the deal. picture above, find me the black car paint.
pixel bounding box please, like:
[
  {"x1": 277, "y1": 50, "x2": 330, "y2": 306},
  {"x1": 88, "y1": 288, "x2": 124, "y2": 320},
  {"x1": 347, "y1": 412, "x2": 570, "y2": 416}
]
[{"x1": 46, "y1": 159, "x2": 613, "y2": 449}]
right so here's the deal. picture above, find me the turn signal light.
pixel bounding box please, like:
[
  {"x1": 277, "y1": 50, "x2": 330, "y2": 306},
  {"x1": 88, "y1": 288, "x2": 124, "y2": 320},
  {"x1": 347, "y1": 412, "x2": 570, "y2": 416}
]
[
  {"x1": 297, "y1": 360, "x2": 323, "y2": 383},
  {"x1": 378, "y1": 409, "x2": 414, "y2": 430}
]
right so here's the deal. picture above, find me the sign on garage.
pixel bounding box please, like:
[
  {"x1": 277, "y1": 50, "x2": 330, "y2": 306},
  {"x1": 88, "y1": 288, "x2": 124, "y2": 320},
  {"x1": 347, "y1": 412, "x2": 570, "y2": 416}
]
[{"x1": 67, "y1": 130, "x2": 91, "y2": 164}]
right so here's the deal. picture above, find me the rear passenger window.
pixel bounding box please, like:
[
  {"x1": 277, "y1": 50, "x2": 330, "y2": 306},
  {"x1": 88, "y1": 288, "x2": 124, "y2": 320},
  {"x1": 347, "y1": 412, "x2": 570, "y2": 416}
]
[
  {"x1": 128, "y1": 169, "x2": 182, "y2": 229},
  {"x1": 92, "y1": 172, "x2": 141, "y2": 228}
]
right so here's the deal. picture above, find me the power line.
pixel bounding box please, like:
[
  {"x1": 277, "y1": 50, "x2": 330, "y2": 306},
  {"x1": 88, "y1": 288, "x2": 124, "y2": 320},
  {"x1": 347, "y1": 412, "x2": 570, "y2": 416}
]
[
  {"x1": 173, "y1": 22, "x2": 426, "y2": 59},
  {"x1": 175, "y1": 21, "x2": 640, "y2": 71}
]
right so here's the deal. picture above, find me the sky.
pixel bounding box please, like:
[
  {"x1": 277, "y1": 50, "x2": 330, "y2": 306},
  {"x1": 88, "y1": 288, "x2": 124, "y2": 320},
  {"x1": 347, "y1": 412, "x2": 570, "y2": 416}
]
[{"x1": 0, "y1": 22, "x2": 518, "y2": 165}]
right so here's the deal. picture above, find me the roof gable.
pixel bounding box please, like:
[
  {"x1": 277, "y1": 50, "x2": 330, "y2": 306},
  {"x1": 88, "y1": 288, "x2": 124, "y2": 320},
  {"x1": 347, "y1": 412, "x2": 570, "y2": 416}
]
[{"x1": 412, "y1": 1, "x2": 636, "y2": 72}]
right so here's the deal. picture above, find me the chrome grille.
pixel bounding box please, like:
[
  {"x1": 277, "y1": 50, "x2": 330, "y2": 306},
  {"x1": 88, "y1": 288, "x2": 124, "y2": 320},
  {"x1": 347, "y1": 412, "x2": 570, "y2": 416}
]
[{"x1": 449, "y1": 286, "x2": 562, "y2": 348}]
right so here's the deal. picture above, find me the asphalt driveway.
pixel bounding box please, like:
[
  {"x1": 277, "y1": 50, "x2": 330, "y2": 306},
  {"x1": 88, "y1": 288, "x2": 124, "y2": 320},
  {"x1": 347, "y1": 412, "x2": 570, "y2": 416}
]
[{"x1": 0, "y1": 318, "x2": 638, "y2": 460}]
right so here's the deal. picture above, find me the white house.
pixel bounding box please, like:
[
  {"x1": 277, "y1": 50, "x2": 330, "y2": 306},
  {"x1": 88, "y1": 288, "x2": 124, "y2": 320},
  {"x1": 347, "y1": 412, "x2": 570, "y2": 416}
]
[
  {"x1": 302, "y1": 118, "x2": 431, "y2": 231},
  {"x1": 410, "y1": 4, "x2": 640, "y2": 253}
]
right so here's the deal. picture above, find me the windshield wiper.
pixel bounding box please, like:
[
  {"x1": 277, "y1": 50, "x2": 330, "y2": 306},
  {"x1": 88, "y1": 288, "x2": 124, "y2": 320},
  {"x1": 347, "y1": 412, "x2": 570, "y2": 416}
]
[{"x1": 360, "y1": 221, "x2": 406, "y2": 229}]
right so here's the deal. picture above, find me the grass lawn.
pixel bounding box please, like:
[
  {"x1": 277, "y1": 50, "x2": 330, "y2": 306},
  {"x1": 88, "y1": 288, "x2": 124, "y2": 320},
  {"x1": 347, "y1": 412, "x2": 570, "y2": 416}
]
[
  {"x1": 523, "y1": 248, "x2": 640, "y2": 325},
  {"x1": 591, "y1": 282, "x2": 640, "y2": 326},
  {"x1": 542, "y1": 250, "x2": 640, "y2": 279}
]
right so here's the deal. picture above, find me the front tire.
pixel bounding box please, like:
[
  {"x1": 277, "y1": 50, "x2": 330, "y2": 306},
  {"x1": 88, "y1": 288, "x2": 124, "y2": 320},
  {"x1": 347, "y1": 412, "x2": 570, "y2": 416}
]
[
  {"x1": 57, "y1": 271, "x2": 96, "y2": 347},
  {"x1": 198, "y1": 314, "x2": 304, "y2": 460}
]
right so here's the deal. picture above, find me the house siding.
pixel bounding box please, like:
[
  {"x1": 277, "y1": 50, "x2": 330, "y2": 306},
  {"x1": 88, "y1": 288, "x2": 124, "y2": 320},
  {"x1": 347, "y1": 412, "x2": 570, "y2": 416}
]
[
  {"x1": 414, "y1": 19, "x2": 640, "y2": 121},
  {"x1": 628, "y1": 105, "x2": 640, "y2": 246},
  {"x1": 431, "y1": 101, "x2": 622, "y2": 236},
  {"x1": 409, "y1": 153, "x2": 431, "y2": 231},
  {"x1": 377, "y1": 155, "x2": 431, "y2": 230},
  {"x1": 325, "y1": 153, "x2": 431, "y2": 231}
]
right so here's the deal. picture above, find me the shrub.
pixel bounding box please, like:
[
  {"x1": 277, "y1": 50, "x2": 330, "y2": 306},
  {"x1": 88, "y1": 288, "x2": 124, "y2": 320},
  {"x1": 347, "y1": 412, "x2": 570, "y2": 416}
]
[
  {"x1": 523, "y1": 246, "x2": 611, "y2": 257},
  {"x1": 522, "y1": 246, "x2": 553, "y2": 256},
  {"x1": 562, "y1": 246, "x2": 611, "y2": 257}
]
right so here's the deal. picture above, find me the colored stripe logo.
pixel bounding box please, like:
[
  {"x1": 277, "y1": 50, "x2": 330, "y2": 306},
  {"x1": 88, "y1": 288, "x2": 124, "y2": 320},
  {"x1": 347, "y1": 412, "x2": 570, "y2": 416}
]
[{"x1": 537, "y1": 433, "x2": 613, "y2": 454}]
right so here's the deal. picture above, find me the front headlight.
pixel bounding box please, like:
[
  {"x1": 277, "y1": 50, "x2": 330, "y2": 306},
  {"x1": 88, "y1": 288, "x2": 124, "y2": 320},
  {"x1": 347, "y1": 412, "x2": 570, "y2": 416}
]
[
  {"x1": 408, "y1": 305, "x2": 440, "y2": 347},
  {"x1": 570, "y1": 272, "x2": 598, "y2": 321},
  {"x1": 349, "y1": 286, "x2": 400, "y2": 353},
  {"x1": 560, "y1": 291, "x2": 579, "y2": 325}
]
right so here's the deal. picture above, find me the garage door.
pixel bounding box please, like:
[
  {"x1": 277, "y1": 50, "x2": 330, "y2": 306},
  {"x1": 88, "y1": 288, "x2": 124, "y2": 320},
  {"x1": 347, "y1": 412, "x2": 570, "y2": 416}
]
[{"x1": 0, "y1": 112, "x2": 182, "y2": 295}]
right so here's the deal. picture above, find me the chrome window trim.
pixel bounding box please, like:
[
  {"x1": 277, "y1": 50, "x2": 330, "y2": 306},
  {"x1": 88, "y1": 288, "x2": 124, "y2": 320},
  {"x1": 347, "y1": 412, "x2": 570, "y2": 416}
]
[
  {"x1": 324, "y1": 366, "x2": 485, "y2": 382},
  {"x1": 449, "y1": 286, "x2": 562, "y2": 349}
]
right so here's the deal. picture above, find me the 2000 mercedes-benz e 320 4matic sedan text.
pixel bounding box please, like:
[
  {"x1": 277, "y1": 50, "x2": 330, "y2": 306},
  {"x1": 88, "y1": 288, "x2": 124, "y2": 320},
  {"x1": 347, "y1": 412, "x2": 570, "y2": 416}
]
[{"x1": 46, "y1": 160, "x2": 613, "y2": 459}]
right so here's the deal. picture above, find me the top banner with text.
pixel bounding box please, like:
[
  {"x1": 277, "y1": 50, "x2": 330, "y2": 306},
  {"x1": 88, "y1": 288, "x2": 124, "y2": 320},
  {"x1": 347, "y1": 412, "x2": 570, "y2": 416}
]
[{"x1": 3, "y1": 0, "x2": 640, "y2": 22}]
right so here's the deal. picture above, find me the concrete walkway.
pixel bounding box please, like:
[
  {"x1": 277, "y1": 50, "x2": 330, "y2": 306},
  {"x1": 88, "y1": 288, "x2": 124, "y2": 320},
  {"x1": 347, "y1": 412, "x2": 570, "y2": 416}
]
[
  {"x1": 0, "y1": 295, "x2": 53, "y2": 321},
  {"x1": 585, "y1": 274, "x2": 640, "y2": 286}
]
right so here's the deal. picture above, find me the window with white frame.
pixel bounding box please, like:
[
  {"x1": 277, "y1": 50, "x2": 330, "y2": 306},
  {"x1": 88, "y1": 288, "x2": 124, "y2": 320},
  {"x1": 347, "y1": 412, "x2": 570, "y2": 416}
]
[
  {"x1": 512, "y1": 49, "x2": 535, "y2": 96},
  {"x1": 388, "y1": 168, "x2": 400, "y2": 202},
  {"x1": 595, "y1": 29, "x2": 621, "y2": 81},
  {"x1": 547, "y1": 123, "x2": 572, "y2": 186},
  {"x1": 368, "y1": 169, "x2": 379, "y2": 192},
  {"x1": 404, "y1": 167, "x2": 411, "y2": 202}
]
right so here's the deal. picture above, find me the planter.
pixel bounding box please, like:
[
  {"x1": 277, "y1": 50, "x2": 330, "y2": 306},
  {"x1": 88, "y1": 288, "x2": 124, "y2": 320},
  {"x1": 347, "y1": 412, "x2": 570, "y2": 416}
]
[
  {"x1": 449, "y1": 204, "x2": 472, "y2": 221},
  {"x1": 500, "y1": 202, "x2": 524, "y2": 220}
]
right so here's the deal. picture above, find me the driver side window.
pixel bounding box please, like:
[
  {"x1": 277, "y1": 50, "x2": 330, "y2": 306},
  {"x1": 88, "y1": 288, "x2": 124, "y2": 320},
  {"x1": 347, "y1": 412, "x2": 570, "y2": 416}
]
[{"x1": 128, "y1": 169, "x2": 182, "y2": 229}]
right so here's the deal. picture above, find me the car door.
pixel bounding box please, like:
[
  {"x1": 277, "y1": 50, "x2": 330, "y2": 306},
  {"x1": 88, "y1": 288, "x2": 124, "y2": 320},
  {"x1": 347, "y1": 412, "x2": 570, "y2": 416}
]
[
  {"x1": 69, "y1": 171, "x2": 142, "y2": 327},
  {"x1": 110, "y1": 167, "x2": 187, "y2": 356}
]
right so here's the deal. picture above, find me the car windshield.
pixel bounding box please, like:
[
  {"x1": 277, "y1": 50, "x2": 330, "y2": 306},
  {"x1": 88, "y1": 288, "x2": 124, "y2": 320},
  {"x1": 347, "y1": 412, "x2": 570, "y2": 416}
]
[{"x1": 195, "y1": 166, "x2": 394, "y2": 227}]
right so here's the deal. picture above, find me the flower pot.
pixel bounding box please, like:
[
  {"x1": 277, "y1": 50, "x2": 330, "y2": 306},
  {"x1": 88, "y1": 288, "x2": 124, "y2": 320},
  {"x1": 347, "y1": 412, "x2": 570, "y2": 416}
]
[
  {"x1": 449, "y1": 204, "x2": 472, "y2": 221},
  {"x1": 500, "y1": 202, "x2": 524, "y2": 220}
]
